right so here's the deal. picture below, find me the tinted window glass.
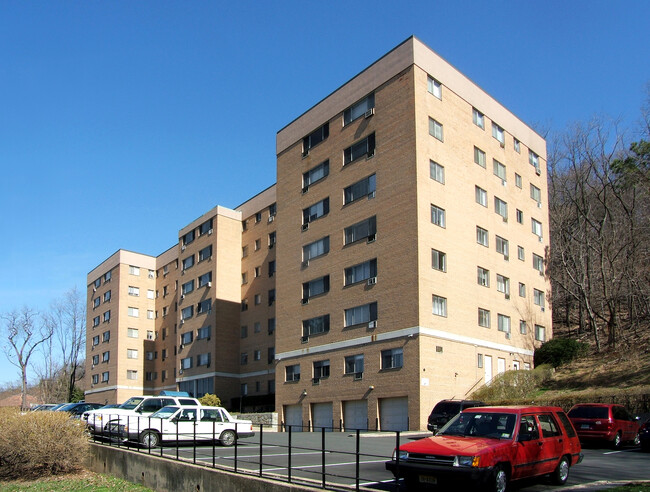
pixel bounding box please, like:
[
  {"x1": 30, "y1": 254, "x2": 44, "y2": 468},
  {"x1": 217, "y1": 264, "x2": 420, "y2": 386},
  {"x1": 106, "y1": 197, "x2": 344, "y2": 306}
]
[
  {"x1": 538, "y1": 414, "x2": 561, "y2": 437},
  {"x1": 556, "y1": 411, "x2": 577, "y2": 438},
  {"x1": 568, "y1": 406, "x2": 609, "y2": 419}
]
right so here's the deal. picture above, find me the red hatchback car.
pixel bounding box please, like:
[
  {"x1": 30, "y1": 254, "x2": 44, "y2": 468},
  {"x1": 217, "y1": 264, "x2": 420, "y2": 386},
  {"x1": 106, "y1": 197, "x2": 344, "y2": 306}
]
[
  {"x1": 386, "y1": 406, "x2": 582, "y2": 492},
  {"x1": 568, "y1": 403, "x2": 640, "y2": 449}
]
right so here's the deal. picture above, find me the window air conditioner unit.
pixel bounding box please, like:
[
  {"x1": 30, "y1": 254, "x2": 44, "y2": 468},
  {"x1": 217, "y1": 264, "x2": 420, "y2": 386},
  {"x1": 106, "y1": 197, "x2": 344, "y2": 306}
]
[
  {"x1": 301, "y1": 223, "x2": 309, "y2": 232},
  {"x1": 301, "y1": 298, "x2": 309, "y2": 305},
  {"x1": 93, "y1": 287, "x2": 96, "y2": 293},
  {"x1": 368, "y1": 191, "x2": 376, "y2": 199},
  {"x1": 505, "y1": 294, "x2": 510, "y2": 300},
  {"x1": 367, "y1": 277, "x2": 377, "y2": 286},
  {"x1": 301, "y1": 260, "x2": 309, "y2": 268},
  {"x1": 269, "y1": 243, "x2": 274, "y2": 249},
  {"x1": 181, "y1": 245, "x2": 186, "y2": 251},
  {"x1": 501, "y1": 179, "x2": 506, "y2": 187},
  {"x1": 179, "y1": 369, "x2": 183, "y2": 375},
  {"x1": 180, "y1": 344, "x2": 184, "y2": 349},
  {"x1": 268, "y1": 216, "x2": 274, "y2": 223},
  {"x1": 207, "y1": 281, "x2": 212, "y2": 287},
  {"x1": 505, "y1": 332, "x2": 511, "y2": 339},
  {"x1": 91, "y1": 364, "x2": 95, "y2": 369},
  {"x1": 364, "y1": 108, "x2": 375, "y2": 118},
  {"x1": 353, "y1": 372, "x2": 363, "y2": 381},
  {"x1": 181, "y1": 294, "x2": 185, "y2": 300},
  {"x1": 504, "y1": 255, "x2": 509, "y2": 261},
  {"x1": 312, "y1": 377, "x2": 320, "y2": 385},
  {"x1": 302, "y1": 186, "x2": 309, "y2": 194},
  {"x1": 500, "y1": 141, "x2": 505, "y2": 148},
  {"x1": 539, "y1": 236, "x2": 543, "y2": 243},
  {"x1": 541, "y1": 307, "x2": 545, "y2": 312},
  {"x1": 301, "y1": 335, "x2": 309, "y2": 343},
  {"x1": 208, "y1": 228, "x2": 213, "y2": 235},
  {"x1": 537, "y1": 202, "x2": 542, "y2": 208},
  {"x1": 367, "y1": 234, "x2": 376, "y2": 243},
  {"x1": 180, "y1": 319, "x2": 184, "y2": 324},
  {"x1": 535, "y1": 168, "x2": 541, "y2": 176},
  {"x1": 368, "y1": 320, "x2": 377, "y2": 329}
]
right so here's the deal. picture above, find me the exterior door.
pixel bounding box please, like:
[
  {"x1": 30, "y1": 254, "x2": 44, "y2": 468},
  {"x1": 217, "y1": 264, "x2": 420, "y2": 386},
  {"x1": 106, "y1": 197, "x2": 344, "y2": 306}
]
[
  {"x1": 284, "y1": 404, "x2": 303, "y2": 432},
  {"x1": 175, "y1": 408, "x2": 199, "y2": 442},
  {"x1": 312, "y1": 402, "x2": 333, "y2": 432},
  {"x1": 513, "y1": 414, "x2": 545, "y2": 480},
  {"x1": 536, "y1": 413, "x2": 565, "y2": 474},
  {"x1": 484, "y1": 355, "x2": 493, "y2": 384},
  {"x1": 379, "y1": 397, "x2": 408, "y2": 431},
  {"x1": 343, "y1": 400, "x2": 368, "y2": 431}
]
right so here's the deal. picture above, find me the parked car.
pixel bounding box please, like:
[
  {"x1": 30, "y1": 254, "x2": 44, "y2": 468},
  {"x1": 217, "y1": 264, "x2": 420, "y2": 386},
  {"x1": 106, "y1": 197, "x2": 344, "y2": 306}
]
[
  {"x1": 85, "y1": 395, "x2": 200, "y2": 435},
  {"x1": 386, "y1": 406, "x2": 582, "y2": 492},
  {"x1": 32, "y1": 404, "x2": 57, "y2": 411},
  {"x1": 568, "y1": 403, "x2": 640, "y2": 449},
  {"x1": 56, "y1": 402, "x2": 104, "y2": 419},
  {"x1": 105, "y1": 405, "x2": 255, "y2": 448},
  {"x1": 639, "y1": 419, "x2": 650, "y2": 452},
  {"x1": 427, "y1": 399, "x2": 485, "y2": 432}
]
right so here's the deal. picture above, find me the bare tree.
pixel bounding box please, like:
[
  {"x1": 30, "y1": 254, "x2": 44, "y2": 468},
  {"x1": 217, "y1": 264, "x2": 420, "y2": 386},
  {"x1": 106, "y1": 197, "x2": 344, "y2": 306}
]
[{"x1": 2, "y1": 308, "x2": 53, "y2": 410}]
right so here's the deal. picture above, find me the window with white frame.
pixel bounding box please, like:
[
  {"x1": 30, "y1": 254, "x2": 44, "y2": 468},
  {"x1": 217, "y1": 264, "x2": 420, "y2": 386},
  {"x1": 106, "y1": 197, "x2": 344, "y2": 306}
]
[
  {"x1": 474, "y1": 146, "x2": 486, "y2": 167},
  {"x1": 303, "y1": 314, "x2": 330, "y2": 337},
  {"x1": 344, "y1": 174, "x2": 376, "y2": 204},
  {"x1": 494, "y1": 196, "x2": 508, "y2": 221},
  {"x1": 533, "y1": 253, "x2": 544, "y2": 273},
  {"x1": 254, "y1": 350, "x2": 261, "y2": 361},
  {"x1": 127, "y1": 328, "x2": 138, "y2": 338},
  {"x1": 534, "y1": 289, "x2": 545, "y2": 308},
  {"x1": 518, "y1": 246, "x2": 525, "y2": 261},
  {"x1": 344, "y1": 216, "x2": 376, "y2": 244},
  {"x1": 478, "y1": 308, "x2": 490, "y2": 328},
  {"x1": 477, "y1": 226, "x2": 489, "y2": 247},
  {"x1": 92, "y1": 374, "x2": 99, "y2": 384},
  {"x1": 197, "y1": 299, "x2": 211, "y2": 314},
  {"x1": 516, "y1": 209, "x2": 524, "y2": 224},
  {"x1": 128, "y1": 286, "x2": 139, "y2": 296},
  {"x1": 472, "y1": 108, "x2": 485, "y2": 129},
  {"x1": 492, "y1": 122, "x2": 505, "y2": 145},
  {"x1": 198, "y1": 271, "x2": 212, "y2": 288},
  {"x1": 129, "y1": 266, "x2": 140, "y2": 276},
  {"x1": 477, "y1": 354, "x2": 484, "y2": 368},
  {"x1": 515, "y1": 173, "x2": 522, "y2": 188},
  {"x1": 102, "y1": 350, "x2": 110, "y2": 362},
  {"x1": 496, "y1": 236, "x2": 509, "y2": 258},
  {"x1": 493, "y1": 159, "x2": 507, "y2": 181},
  {"x1": 477, "y1": 267, "x2": 490, "y2": 287},
  {"x1": 303, "y1": 160, "x2": 329, "y2": 191},
  {"x1": 181, "y1": 331, "x2": 193, "y2": 345},
  {"x1": 520, "y1": 320, "x2": 527, "y2": 334},
  {"x1": 303, "y1": 123, "x2": 329, "y2": 156},
  {"x1": 430, "y1": 160, "x2": 445, "y2": 184},
  {"x1": 531, "y1": 218, "x2": 543, "y2": 238},
  {"x1": 519, "y1": 282, "x2": 526, "y2": 297},
  {"x1": 428, "y1": 76, "x2": 442, "y2": 99},
  {"x1": 344, "y1": 302, "x2": 377, "y2": 327},
  {"x1": 128, "y1": 307, "x2": 138, "y2": 318},
  {"x1": 93, "y1": 297, "x2": 100, "y2": 309},
  {"x1": 345, "y1": 259, "x2": 377, "y2": 285},
  {"x1": 199, "y1": 245, "x2": 212, "y2": 262},
  {"x1": 381, "y1": 348, "x2": 403, "y2": 370},
  {"x1": 149, "y1": 269, "x2": 155, "y2": 279},
  {"x1": 535, "y1": 324, "x2": 546, "y2": 342},
  {"x1": 303, "y1": 236, "x2": 330, "y2": 262},
  {"x1": 475, "y1": 186, "x2": 487, "y2": 206},
  {"x1": 514, "y1": 138, "x2": 521, "y2": 153},
  {"x1": 127, "y1": 349, "x2": 138, "y2": 359},
  {"x1": 303, "y1": 198, "x2": 329, "y2": 224},
  {"x1": 432, "y1": 295, "x2": 447, "y2": 317},
  {"x1": 344, "y1": 355, "x2": 364, "y2": 375},
  {"x1": 147, "y1": 310, "x2": 154, "y2": 320},
  {"x1": 529, "y1": 150, "x2": 540, "y2": 169},
  {"x1": 530, "y1": 184, "x2": 541, "y2": 203},
  {"x1": 181, "y1": 306, "x2": 193, "y2": 320},
  {"x1": 430, "y1": 204, "x2": 446, "y2": 228},
  {"x1": 344, "y1": 93, "x2": 375, "y2": 124},
  {"x1": 93, "y1": 316, "x2": 100, "y2": 327},
  {"x1": 285, "y1": 364, "x2": 300, "y2": 382},
  {"x1": 182, "y1": 255, "x2": 195, "y2": 270},
  {"x1": 432, "y1": 249, "x2": 446, "y2": 272},
  {"x1": 344, "y1": 133, "x2": 375, "y2": 164},
  {"x1": 147, "y1": 330, "x2": 154, "y2": 340},
  {"x1": 429, "y1": 117, "x2": 444, "y2": 141},
  {"x1": 497, "y1": 314, "x2": 511, "y2": 333},
  {"x1": 103, "y1": 310, "x2": 111, "y2": 322},
  {"x1": 496, "y1": 274, "x2": 510, "y2": 295},
  {"x1": 182, "y1": 280, "x2": 194, "y2": 295}
]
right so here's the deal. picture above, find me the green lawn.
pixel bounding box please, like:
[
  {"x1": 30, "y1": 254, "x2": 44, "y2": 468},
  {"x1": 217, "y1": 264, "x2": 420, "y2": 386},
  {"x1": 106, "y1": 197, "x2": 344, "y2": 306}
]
[{"x1": 0, "y1": 472, "x2": 153, "y2": 491}]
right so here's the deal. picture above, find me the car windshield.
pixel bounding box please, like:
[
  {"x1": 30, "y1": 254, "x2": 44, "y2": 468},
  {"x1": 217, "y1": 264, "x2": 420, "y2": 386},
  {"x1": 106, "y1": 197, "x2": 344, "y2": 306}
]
[
  {"x1": 119, "y1": 397, "x2": 145, "y2": 410},
  {"x1": 438, "y1": 412, "x2": 516, "y2": 439},
  {"x1": 568, "y1": 406, "x2": 609, "y2": 419},
  {"x1": 150, "y1": 406, "x2": 180, "y2": 419}
]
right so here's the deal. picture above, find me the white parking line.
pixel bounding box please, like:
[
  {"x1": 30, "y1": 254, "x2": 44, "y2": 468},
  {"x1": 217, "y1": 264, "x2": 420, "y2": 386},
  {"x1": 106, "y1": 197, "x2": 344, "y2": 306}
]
[
  {"x1": 195, "y1": 451, "x2": 325, "y2": 461},
  {"x1": 262, "y1": 458, "x2": 387, "y2": 472}
]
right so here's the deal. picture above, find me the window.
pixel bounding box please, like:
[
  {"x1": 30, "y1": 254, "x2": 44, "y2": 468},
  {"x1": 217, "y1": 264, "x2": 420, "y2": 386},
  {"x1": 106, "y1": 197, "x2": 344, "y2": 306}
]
[
  {"x1": 102, "y1": 350, "x2": 110, "y2": 362},
  {"x1": 344, "y1": 216, "x2": 376, "y2": 244},
  {"x1": 529, "y1": 150, "x2": 540, "y2": 170},
  {"x1": 93, "y1": 316, "x2": 100, "y2": 327},
  {"x1": 127, "y1": 328, "x2": 138, "y2": 338},
  {"x1": 183, "y1": 229, "x2": 195, "y2": 246},
  {"x1": 128, "y1": 286, "x2": 139, "y2": 296},
  {"x1": 313, "y1": 360, "x2": 330, "y2": 380},
  {"x1": 181, "y1": 357, "x2": 192, "y2": 370},
  {"x1": 478, "y1": 308, "x2": 490, "y2": 328},
  {"x1": 514, "y1": 138, "x2": 521, "y2": 153},
  {"x1": 268, "y1": 231, "x2": 276, "y2": 248},
  {"x1": 496, "y1": 236, "x2": 509, "y2": 258},
  {"x1": 518, "y1": 246, "x2": 525, "y2": 261},
  {"x1": 125, "y1": 307, "x2": 138, "y2": 318},
  {"x1": 197, "y1": 299, "x2": 211, "y2": 314},
  {"x1": 430, "y1": 204, "x2": 446, "y2": 228},
  {"x1": 268, "y1": 347, "x2": 275, "y2": 364},
  {"x1": 268, "y1": 261, "x2": 276, "y2": 277},
  {"x1": 492, "y1": 122, "x2": 505, "y2": 145},
  {"x1": 303, "y1": 236, "x2": 329, "y2": 262},
  {"x1": 429, "y1": 117, "x2": 444, "y2": 141},
  {"x1": 432, "y1": 295, "x2": 447, "y2": 317},
  {"x1": 475, "y1": 186, "x2": 487, "y2": 206},
  {"x1": 472, "y1": 108, "x2": 485, "y2": 129},
  {"x1": 494, "y1": 196, "x2": 508, "y2": 221},
  {"x1": 493, "y1": 159, "x2": 506, "y2": 181},
  {"x1": 344, "y1": 174, "x2": 376, "y2": 204},
  {"x1": 477, "y1": 267, "x2": 490, "y2": 287},
  {"x1": 147, "y1": 330, "x2": 154, "y2": 340},
  {"x1": 344, "y1": 302, "x2": 377, "y2": 327},
  {"x1": 199, "y1": 218, "x2": 213, "y2": 236},
  {"x1": 182, "y1": 255, "x2": 195, "y2": 270},
  {"x1": 344, "y1": 133, "x2": 375, "y2": 164},
  {"x1": 163, "y1": 265, "x2": 169, "y2": 276},
  {"x1": 476, "y1": 226, "x2": 489, "y2": 247},
  {"x1": 533, "y1": 253, "x2": 544, "y2": 273},
  {"x1": 253, "y1": 350, "x2": 261, "y2": 361},
  {"x1": 381, "y1": 348, "x2": 403, "y2": 370},
  {"x1": 181, "y1": 306, "x2": 193, "y2": 320},
  {"x1": 530, "y1": 184, "x2": 542, "y2": 203},
  {"x1": 102, "y1": 310, "x2": 111, "y2": 322},
  {"x1": 199, "y1": 245, "x2": 212, "y2": 262},
  {"x1": 255, "y1": 211, "x2": 262, "y2": 223},
  {"x1": 430, "y1": 160, "x2": 445, "y2": 184},
  {"x1": 240, "y1": 326, "x2": 248, "y2": 338},
  {"x1": 428, "y1": 76, "x2": 442, "y2": 98},
  {"x1": 303, "y1": 314, "x2": 330, "y2": 337},
  {"x1": 197, "y1": 353, "x2": 210, "y2": 367},
  {"x1": 303, "y1": 198, "x2": 329, "y2": 224},
  {"x1": 147, "y1": 289, "x2": 154, "y2": 299},
  {"x1": 431, "y1": 249, "x2": 446, "y2": 272},
  {"x1": 534, "y1": 289, "x2": 545, "y2": 308},
  {"x1": 345, "y1": 258, "x2": 377, "y2": 285},
  {"x1": 102, "y1": 290, "x2": 111, "y2": 302},
  {"x1": 242, "y1": 246, "x2": 248, "y2": 258},
  {"x1": 253, "y1": 267, "x2": 260, "y2": 278},
  {"x1": 129, "y1": 266, "x2": 140, "y2": 276},
  {"x1": 303, "y1": 123, "x2": 329, "y2": 156},
  {"x1": 535, "y1": 324, "x2": 546, "y2": 342},
  {"x1": 101, "y1": 372, "x2": 109, "y2": 382},
  {"x1": 497, "y1": 314, "x2": 511, "y2": 333},
  {"x1": 515, "y1": 173, "x2": 522, "y2": 188},
  {"x1": 182, "y1": 280, "x2": 194, "y2": 295},
  {"x1": 92, "y1": 374, "x2": 99, "y2": 384},
  {"x1": 269, "y1": 202, "x2": 277, "y2": 217},
  {"x1": 520, "y1": 320, "x2": 527, "y2": 334},
  {"x1": 254, "y1": 239, "x2": 261, "y2": 251},
  {"x1": 127, "y1": 349, "x2": 138, "y2": 359},
  {"x1": 145, "y1": 372, "x2": 157, "y2": 381},
  {"x1": 496, "y1": 274, "x2": 510, "y2": 296},
  {"x1": 303, "y1": 276, "x2": 329, "y2": 301},
  {"x1": 477, "y1": 354, "x2": 484, "y2": 368},
  {"x1": 344, "y1": 93, "x2": 375, "y2": 124},
  {"x1": 93, "y1": 297, "x2": 100, "y2": 309},
  {"x1": 197, "y1": 326, "x2": 211, "y2": 340},
  {"x1": 198, "y1": 272, "x2": 212, "y2": 288},
  {"x1": 516, "y1": 209, "x2": 524, "y2": 224},
  {"x1": 254, "y1": 322, "x2": 261, "y2": 333},
  {"x1": 519, "y1": 282, "x2": 526, "y2": 297},
  {"x1": 345, "y1": 354, "x2": 364, "y2": 375},
  {"x1": 268, "y1": 289, "x2": 275, "y2": 305},
  {"x1": 286, "y1": 364, "x2": 300, "y2": 382},
  {"x1": 104, "y1": 270, "x2": 111, "y2": 282},
  {"x1": 268, "y1": 318, "x2": 275, "y2": 335},
  {"x1": 474, "y1": 146, "x2": 486, "y2": 168},
  {"x1": 531, "y1": 218, "x2": 543, "y2": 238},
  {"x1": 92, "y1": 335, "x2": 99, "y2": 346},
  {"x1": 241, "y1": 299, "x2": 248, "y2": 311},
  {"x1": 254, "y1": 294, "x2": 261, "y2": 305},
  {"x1": 181, "y1": 331, "x2": 193, "y2": 344}
]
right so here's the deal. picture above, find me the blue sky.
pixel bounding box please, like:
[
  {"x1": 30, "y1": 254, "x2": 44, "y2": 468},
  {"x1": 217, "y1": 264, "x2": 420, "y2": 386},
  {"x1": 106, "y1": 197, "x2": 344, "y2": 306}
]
[{"x1": 1, "y1": 1, "x2": 648, "y2": 387}]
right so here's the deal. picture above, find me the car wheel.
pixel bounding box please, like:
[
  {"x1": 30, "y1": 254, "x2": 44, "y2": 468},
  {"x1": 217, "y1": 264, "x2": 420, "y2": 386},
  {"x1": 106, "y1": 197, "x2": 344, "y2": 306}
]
[
  {"x1": 139, "y1": 430, "x2": 160, "y2": 448},
  {"x1": 489, "y1": 465, "x2": 509, "y2": 492},
  {"x1": 633, "y1": 433, "x2": 640, "y2": 446},
  {"x1": 611, "y1": 431, "x2": 622, "y2": 450},
  {"x1": 551, "y1": 456, "x2": 570, "y2": 485},
  {"x1": 220, "y1": 429, "x2": 236, "y2": 447}
]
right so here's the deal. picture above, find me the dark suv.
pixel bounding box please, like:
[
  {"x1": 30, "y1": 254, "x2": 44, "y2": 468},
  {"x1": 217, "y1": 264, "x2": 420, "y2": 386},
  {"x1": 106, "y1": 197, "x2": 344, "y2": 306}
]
[{"x1": 427, "y1": 399, "x2": 485, "y2": 432}]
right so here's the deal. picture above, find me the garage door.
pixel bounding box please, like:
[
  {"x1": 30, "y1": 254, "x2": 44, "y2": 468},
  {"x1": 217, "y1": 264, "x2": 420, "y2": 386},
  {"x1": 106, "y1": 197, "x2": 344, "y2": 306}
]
[
  {"x1": 312, "y1": 402, "x2": 333, "y2": 432},
  {"x1": 380, "y1": 397, "x2": 408, "y2": 431},
  {"x1": 344, "y1": 400, "x2": 368, "y2": 431},
  {"x1": 284, "y1": 404, "x2": 303, "y2": 432}
]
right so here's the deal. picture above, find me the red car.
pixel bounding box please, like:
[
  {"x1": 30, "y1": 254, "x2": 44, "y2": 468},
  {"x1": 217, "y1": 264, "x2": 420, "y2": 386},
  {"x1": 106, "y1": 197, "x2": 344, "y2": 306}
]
[
  {"x1": 386, "y1": 406, "x2": 582, "y2": 492},
  {"x1": 568, "y1": 403, "x2": 640, "y2": 449}
]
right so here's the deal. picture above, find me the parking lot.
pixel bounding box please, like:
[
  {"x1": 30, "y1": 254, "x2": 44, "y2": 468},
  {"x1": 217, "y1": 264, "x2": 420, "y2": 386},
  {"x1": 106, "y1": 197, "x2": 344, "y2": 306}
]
[{"x1": 105, "y1": 429, "x2": 650, "y2": 491}]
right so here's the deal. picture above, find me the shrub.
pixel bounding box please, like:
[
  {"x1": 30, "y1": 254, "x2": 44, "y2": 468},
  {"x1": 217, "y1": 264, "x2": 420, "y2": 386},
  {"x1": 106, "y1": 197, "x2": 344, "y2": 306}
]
[
  {"x1": 471, "y1": 364, "x2": 555, "y2": 403},
  {"x1": 0, "y1": 410, "x2": 89, "y2": 479},
  {"x1": 198, "y1": 393, "x2": 221, "y2": 407},
  {"x1": 534, "y1": 338, "x2": 589, "y2": 368}
]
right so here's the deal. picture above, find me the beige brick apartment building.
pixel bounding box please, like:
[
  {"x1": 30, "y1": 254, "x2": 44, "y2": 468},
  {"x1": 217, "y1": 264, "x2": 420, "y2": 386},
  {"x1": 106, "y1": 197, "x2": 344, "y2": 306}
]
[{"x1": 85, "y1": 36, "x2": 550, "y2": 431}]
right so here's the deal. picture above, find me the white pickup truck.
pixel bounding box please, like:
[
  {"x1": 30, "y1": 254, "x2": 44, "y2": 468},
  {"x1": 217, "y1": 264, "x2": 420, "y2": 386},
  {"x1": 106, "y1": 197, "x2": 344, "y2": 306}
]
[
  {"x1": 84, "y1": 395, "x2": 200, "y2": 435},
  {"x1": 105, "y1": 405, "x2": 255, "y2": 447}
]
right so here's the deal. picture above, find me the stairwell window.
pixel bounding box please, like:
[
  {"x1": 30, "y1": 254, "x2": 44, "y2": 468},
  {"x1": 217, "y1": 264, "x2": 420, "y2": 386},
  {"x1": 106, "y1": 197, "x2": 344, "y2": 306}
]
[
  {"x1": 431, "y1": 204, "x2": 446, "y2": 228},
  {"x1": 344, "y1": 133, "x2": 375, "y2": 164},
  {"x1": 430, "y1": 160, "x2": 445, "y2": 184},
  {"x1": 432, "y1": 295, "x2": 447, "y2": 317},
  {"x1": 429, "y1": 117, "x2": 444, "y2": 141},
  {"x1": 473, "y1": 108, "x2": 485, "y2": 129}
]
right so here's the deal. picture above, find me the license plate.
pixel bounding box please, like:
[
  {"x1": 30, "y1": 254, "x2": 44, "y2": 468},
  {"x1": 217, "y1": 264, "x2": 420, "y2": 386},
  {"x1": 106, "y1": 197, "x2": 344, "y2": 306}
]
[
  {"x1": 419, "y1": 475, "x2": 437, "y2": 484},
  {"x1": 581, "y1": 424, "x2": 590, "y2": 429}
]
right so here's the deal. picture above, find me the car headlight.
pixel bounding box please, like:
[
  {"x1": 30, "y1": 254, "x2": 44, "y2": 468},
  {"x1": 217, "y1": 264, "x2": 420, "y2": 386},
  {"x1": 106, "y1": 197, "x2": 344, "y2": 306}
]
[
  {"x1": 455, "y1": 456, "x2": 480, "y2": 467},
  {"x1": 392, "y1": 449, "x2": 409, "y2": 461}
]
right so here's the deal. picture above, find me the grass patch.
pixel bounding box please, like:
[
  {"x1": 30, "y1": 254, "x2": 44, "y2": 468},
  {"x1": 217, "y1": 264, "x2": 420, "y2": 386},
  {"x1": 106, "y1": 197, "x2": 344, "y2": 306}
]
[
  {"x1": 0, "y1": 471, "x2": 153, "y2": 491},
  {"x1": 605, "y1": 485, "x2": 650, "y2": 492}
]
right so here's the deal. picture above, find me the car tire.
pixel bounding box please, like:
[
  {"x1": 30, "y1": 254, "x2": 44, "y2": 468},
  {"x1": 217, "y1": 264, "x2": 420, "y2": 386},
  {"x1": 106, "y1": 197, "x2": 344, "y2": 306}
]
[
  {"x1": 611, "y1": 431, "x2": 622, "y2": 450},
  {"x1": 220, "y1": 429, "x2": 236, "y2": 447},
  {"x1": 139, "y1": 430, "x2": 160, "y2": 448},
  {"x1": 488, "y1": 465, "x2": 509, "y2": 492},
  {"x1": 551, "y1": 456, "x2": 570, "y2": 485},
  {"x1": 633, "y1": 433, "x2": 640, "y2": 446}
]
